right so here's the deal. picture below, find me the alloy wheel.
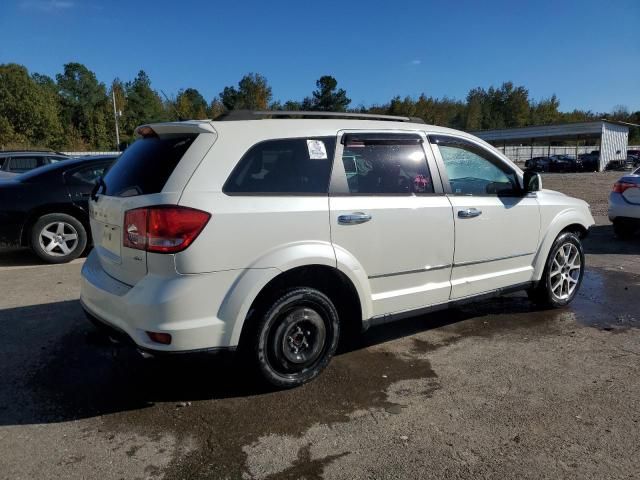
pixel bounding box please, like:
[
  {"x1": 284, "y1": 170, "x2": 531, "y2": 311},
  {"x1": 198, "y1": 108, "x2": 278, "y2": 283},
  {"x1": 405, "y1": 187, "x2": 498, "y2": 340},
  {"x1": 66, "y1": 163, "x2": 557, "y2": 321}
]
[
  {"x1": 549, "y1": 242, "x2": 581, "y2": 300},
  {"x1": 38, "y1": 221, "x2": 79, "y2": 257}
]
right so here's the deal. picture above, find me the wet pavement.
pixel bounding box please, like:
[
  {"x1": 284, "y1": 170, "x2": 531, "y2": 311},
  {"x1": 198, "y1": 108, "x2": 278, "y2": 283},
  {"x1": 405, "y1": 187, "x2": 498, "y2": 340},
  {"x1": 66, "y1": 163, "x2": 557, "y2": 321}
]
[{"x1": 0, "y1": 217, "x2": 639, "y2": 479}]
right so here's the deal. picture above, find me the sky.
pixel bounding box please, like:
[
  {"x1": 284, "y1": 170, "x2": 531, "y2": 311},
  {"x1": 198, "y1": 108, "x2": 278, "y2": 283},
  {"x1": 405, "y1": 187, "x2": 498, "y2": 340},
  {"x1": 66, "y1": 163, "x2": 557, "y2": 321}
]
[{"x1": 0, "y1": 0, "x2": 638, "y2": 113}]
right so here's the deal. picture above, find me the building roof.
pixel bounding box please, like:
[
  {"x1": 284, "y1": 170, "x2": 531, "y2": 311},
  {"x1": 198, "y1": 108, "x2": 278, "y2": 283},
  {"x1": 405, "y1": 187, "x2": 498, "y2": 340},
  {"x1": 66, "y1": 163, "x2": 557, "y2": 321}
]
[{"x1": 472, "y1": 120, "x2": 639, "y2": 143}]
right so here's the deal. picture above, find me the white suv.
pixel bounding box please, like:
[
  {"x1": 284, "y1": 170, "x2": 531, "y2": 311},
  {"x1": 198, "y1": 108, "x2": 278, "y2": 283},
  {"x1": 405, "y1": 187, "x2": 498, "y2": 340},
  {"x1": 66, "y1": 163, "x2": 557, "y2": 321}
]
[{"x1": 80, "y1": 112, "x2": 594, "y2": 387}]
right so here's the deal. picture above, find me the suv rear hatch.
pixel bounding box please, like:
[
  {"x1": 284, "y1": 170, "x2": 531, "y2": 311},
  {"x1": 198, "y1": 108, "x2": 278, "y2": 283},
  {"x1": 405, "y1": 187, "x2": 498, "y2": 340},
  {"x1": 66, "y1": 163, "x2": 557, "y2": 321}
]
[{"x1": 90, "y1": 122, "x2": 216, "y2": 286}]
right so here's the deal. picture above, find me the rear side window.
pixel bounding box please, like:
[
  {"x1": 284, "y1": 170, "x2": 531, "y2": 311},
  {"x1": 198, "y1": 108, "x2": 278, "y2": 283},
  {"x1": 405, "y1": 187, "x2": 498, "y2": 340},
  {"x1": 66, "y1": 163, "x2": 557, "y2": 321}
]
[
  {"x1": 67, "y1": 163, "x2": 111, "y2": 186},
  {"x1": 341, "y1": 134, "x2": 434, "y2": 195},
  {"x1": 8, "y1": 156, "x2": 39, "y2": 172},
  {"x1": 223, "y1": 137, "x2": 336, "y2": 195},
  {"x1": 103, "y1": 134, "x2": 197, "y2": 197}
]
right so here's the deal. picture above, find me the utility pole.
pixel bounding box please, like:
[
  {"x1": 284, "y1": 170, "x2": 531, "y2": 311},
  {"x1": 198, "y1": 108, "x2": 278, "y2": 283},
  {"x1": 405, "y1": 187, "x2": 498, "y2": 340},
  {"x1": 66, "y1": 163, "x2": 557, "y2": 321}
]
[{"x1": 112, "y1": 90, "x2": 120, "y2": 150}]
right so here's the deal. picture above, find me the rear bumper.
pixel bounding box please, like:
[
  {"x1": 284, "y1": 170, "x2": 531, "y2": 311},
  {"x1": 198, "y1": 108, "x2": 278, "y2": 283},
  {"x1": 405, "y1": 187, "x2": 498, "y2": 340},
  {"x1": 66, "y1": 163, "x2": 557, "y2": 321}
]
[
  {"x1": 80, "y1": 249, "x2": 242, "y2": 352},
  {"x1": 608, "y1": 192, "x2": 640, "y2": 221}
]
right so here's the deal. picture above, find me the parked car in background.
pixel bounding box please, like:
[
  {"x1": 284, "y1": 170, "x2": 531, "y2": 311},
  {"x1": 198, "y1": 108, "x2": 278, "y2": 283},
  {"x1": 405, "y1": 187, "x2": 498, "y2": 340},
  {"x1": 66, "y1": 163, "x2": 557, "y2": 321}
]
[
  {"x1": 0, "y1": 150, "x2": 71, "y2": 178},
  {"x1": 0, "y1": 155, "x2": 117, "y2": 263},
  {"x1": 525, "y1": 155, "x2": 580, "y2": 173},
  {"x1": 524, "y1": 156, "x2": 552, "y2": 172},
  {"x1": 579, "y1": 152, "x2": 600, "y2": 172},
  {"x1": 80, "y1": 113, "x2": 594, "y2": 388},
  {"x1": 606, "y1": 155, "x2": 636, "y2": 171},
  {"x1": 609, "y1": 166, "x2": 640, "y2": 238},
  {"x1": 627, "y1": 150, "x2": 640, "y2": 166},
  {"x1": 548, "y1": 155, "x2": 579, "y2": 172}
]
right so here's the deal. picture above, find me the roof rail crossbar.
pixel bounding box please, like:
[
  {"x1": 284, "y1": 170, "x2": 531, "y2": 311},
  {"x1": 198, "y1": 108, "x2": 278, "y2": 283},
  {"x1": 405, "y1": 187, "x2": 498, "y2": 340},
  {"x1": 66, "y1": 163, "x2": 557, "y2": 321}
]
[{"x1": 217, "y1": 110, "x2": 425, "y2": 123}]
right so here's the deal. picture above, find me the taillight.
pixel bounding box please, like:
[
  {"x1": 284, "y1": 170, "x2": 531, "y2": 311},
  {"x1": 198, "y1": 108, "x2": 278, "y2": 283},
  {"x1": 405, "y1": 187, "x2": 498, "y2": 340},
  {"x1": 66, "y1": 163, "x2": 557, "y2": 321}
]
[
  {"x1": 613, "y1": 181, "x2": 638, "y2": 194},
  {"x1": 123, "y1": 206, "x2": 210, "y2": 253}
]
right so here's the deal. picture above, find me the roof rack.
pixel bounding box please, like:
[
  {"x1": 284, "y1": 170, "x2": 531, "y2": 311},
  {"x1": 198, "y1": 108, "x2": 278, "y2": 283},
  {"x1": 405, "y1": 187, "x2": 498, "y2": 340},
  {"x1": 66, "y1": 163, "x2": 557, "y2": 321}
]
[{"x1": 217, "y1": 110, "x2": 425, "y2": 124}]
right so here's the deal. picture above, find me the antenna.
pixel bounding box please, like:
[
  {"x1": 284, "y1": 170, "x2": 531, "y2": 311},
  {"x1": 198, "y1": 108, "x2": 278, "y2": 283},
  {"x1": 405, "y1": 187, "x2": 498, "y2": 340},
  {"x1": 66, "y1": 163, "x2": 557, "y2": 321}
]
[{"x1": 160, "y1": 90, "x2": 184, "y2": 121}]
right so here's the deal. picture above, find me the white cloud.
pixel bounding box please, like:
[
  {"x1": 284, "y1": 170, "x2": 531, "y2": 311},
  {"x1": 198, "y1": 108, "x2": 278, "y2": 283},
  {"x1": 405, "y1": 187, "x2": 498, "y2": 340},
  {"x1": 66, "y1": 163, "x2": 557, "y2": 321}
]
[
  {"x1": 20, "y1": 1, "x2": 75, "y2": 11},
  {"x1": 411, "y1": 59, "x2": 422, "y2": 65}
]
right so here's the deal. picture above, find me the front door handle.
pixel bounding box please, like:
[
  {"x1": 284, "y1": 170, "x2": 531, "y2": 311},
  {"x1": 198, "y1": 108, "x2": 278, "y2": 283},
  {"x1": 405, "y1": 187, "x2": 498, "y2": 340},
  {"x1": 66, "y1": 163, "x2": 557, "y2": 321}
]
[
  {"x1": 458, "y1": 208, "x2": 482, "y2": 219},
  {"x1": 338, "y1": 212, "x2": 372, "y2": 225}
]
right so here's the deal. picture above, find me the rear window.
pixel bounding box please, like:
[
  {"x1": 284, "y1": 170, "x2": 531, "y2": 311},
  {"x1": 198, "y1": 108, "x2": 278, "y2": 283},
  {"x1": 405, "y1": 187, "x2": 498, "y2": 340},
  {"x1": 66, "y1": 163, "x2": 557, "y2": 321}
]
[
  {"x1": 103, "y1": 134, "x2": 197, "y2": 197},
  {"x1": 223, "y1": 137, "x2": 336, "y2": 195}
]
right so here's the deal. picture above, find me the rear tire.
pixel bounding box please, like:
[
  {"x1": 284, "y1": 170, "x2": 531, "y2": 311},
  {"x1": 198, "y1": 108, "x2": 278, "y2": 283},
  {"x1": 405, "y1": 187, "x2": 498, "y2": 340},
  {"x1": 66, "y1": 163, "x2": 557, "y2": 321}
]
[
  {"x1": 30, "y1": 213, "x2": 87, "y2": 264},
  {"x1": 527, "y1": 231, "x2": 584, "y2": 308},
  {"x1": 613, "y1": 219, "x2": 637, "y2": 239},
  {"x1": 251, "y1": 287, "x2": 340, "y2": 388}
]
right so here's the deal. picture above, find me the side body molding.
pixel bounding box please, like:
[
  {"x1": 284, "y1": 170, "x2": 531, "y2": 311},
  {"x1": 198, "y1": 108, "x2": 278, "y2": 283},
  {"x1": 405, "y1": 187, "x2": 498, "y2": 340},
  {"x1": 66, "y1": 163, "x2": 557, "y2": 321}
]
[{"x1": 218, "y1": 241, "x2": 373, "y2": 347}]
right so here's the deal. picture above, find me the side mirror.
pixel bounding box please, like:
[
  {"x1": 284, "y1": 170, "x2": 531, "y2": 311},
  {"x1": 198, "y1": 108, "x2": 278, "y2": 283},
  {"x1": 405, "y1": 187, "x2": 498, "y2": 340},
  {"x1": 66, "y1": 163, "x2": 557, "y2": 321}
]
[{"x1": 523, "y1": 171, "x2": 542, "y2": 193}]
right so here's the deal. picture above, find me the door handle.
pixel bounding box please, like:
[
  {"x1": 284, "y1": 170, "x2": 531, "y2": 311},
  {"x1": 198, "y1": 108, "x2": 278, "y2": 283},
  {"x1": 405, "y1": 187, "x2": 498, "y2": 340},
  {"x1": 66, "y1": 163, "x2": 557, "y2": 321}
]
[
  {"x1": 458, "y1": 208, "x2": 482, "y2": 218},
  {"x1": 338, "y1": 212, "x2": 372, "y2": 225}
]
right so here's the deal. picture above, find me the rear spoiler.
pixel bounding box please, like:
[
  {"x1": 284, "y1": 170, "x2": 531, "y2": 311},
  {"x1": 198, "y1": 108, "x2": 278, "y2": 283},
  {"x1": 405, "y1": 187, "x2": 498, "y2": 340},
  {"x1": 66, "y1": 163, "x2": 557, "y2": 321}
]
[{"x1": 135, "y1": 121, "x2": 216, "y2": 137}]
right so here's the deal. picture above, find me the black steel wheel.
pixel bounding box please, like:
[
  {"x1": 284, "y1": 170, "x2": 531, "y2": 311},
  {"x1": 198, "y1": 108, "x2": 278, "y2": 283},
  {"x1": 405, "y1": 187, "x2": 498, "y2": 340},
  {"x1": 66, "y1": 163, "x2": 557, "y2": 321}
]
[{"x1": 252, "y1": 287, "x2": 340, "y2": 388}]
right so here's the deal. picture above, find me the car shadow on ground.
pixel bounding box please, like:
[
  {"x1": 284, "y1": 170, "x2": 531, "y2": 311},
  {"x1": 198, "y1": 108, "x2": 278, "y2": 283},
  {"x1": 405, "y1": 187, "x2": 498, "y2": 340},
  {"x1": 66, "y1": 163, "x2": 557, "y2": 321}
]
[
  {"x1": 0, "y1": 294, "x2": 558, "y2": 428},
  {"x1": 583, "y1": 224, "x2": 640, "y2": 255},
  {"x1": 1, "y1": 265, "x2": 637, "y2": 429},
  {"x1": 0, "y1": 248, "x2": 89, "y2": 268}
]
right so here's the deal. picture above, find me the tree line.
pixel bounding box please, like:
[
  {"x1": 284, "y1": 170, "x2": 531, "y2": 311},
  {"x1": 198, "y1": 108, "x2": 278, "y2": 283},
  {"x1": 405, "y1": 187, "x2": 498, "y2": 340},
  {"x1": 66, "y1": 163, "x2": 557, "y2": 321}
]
[{"x1": 0, "y1": 62, "x2": 637, "y2": 151}]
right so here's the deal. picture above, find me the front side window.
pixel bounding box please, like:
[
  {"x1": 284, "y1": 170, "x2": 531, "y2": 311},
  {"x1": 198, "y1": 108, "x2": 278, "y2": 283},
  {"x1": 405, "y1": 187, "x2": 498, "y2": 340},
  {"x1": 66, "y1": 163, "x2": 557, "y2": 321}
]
[
  {"x1": 341, "y1": 134, "x2": 434, "y2": 195},
  {"x1": 224, "y1": 137, "x2": 336, "y2": 194},
  {"x1": 432, "y1": 136, "x2": 519, "y2": 196}
]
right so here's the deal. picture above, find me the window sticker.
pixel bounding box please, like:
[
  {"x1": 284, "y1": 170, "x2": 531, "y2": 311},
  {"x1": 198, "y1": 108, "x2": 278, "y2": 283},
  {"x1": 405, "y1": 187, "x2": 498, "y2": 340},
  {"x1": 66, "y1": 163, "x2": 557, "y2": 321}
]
[{"x1": 307, "y1": 139, "x2": 328, "y2": 160}]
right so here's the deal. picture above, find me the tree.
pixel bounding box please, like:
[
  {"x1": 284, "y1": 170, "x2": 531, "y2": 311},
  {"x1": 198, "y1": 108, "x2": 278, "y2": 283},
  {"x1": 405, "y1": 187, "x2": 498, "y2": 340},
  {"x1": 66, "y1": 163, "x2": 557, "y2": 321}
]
[
  {"x1": 121, "y1": 70, "x2": 167, "y2": 141},
  {"x1": 219, "y1": 73, "x2": 272, "y2": 110},
  {"x1": 502, "y1": 82, "x2": 530, "y2": 127},
  {"x1": 174, "y1": 88, "x2": 208, "y2": 120},
  {"x1": 0, "y1": 64, "x2": 63, "y2": 148},
  {"x1": 56, "y1": 62, "x2": 111, "y2": 149},
  {"x1": 530, "y1": 95, "x2": 560, "y2": 125},
  {"x1": 310, "y1": 76, "x2": 350, "y2": 111}
]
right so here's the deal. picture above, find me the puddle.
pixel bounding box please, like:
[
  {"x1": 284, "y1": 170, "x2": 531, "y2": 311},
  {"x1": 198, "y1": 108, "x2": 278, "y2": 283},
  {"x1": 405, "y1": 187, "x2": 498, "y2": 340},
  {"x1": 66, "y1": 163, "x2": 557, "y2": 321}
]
[{"x1": 570, "y1": 268, "x2": 640, "y2": 331}]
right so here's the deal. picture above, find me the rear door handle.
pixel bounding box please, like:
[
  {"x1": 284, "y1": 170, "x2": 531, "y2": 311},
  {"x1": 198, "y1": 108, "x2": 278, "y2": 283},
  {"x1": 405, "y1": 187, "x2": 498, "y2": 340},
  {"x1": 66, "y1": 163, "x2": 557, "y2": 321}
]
[
  {"x1": 458, "y1": 208, "x2": 482, "y2": 218},
  {"x1": 338, "y1": 212, "x2": 372, "y2": 225}
]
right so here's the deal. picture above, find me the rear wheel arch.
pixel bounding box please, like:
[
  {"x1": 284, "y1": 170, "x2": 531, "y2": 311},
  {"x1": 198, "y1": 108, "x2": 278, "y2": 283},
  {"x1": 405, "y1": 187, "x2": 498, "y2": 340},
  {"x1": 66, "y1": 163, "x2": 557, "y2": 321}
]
[{"x1": 237, "y1": 264, "x2": 363, "y2": 352}]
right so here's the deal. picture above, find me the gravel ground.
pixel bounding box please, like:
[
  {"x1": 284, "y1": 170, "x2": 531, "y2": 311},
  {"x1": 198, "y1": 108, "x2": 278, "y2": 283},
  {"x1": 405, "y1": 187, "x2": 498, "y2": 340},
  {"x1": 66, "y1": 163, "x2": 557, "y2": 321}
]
[
  {"x1": 541, "y1": 171, "x2": 622, "y2": 216},
  {"x1": 0, "y1": 173, "x2": 638, "y2": 480}
]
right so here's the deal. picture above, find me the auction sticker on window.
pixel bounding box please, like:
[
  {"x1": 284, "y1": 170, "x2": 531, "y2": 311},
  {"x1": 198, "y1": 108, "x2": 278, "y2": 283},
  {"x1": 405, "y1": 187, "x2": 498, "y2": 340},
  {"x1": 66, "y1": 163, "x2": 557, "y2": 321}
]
[{"x1": 307, "y1": 139, "x2": 328, "y2": 160}]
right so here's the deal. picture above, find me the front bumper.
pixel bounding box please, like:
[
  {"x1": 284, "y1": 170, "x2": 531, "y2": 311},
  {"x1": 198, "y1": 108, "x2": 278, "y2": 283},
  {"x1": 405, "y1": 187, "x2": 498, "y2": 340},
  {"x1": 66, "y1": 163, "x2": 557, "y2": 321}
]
[
  {"x1": 608, "y1": 192, "x2": 640, "y2": 222},
  {"x1": 80, "y1": 250, "x2": 241, "y2": 353}
]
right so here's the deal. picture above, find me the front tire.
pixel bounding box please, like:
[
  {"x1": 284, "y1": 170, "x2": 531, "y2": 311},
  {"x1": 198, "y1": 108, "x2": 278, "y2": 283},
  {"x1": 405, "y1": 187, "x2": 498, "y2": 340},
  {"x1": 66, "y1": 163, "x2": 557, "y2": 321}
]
[
  {"x1": 252, "y1": 287, "x2": 340, "y2": 388},
  {"x1": 527, "y1": 231, "x2": 584, "y2": 307},
  {"x1": 30, "y1": 213, "x2": 87, "y2": 264}
]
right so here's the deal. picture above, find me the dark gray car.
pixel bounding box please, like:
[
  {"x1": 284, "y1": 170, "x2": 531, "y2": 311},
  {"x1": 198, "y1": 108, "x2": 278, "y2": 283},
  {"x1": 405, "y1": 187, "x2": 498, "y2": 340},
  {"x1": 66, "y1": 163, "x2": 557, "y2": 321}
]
[{"x1": 0, "y1": 151, "x2": 71, "y2": 178}]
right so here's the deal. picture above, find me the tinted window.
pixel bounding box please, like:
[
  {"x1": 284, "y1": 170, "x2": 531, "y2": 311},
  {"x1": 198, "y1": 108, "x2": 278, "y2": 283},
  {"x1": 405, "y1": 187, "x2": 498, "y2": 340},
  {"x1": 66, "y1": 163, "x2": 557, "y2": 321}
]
[
  {"x1": 103, "y1": 135, "x2": 197, "y2": 197},
  {"x1": 224, "y1": 137, "x2": 336, "y2": 194},
  {"x1": 342, "y1": 134, "x2": 433, "y2": 195},
  {"x1": 68, "y1": 164, "x2": 110, "y2": 185},
  {"x1": 432, "y1": 136, "x2": 519, "y2": 195},
  {"x1": 8, "y1": 156, "x2": 39, "y2": 172}
]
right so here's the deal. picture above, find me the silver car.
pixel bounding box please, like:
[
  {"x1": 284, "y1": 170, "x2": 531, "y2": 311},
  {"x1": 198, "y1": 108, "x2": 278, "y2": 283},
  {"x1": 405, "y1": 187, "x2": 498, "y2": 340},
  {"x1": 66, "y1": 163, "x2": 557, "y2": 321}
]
[{"x1": 609, "y1": 167, "x2": 640, "y2": 238}]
